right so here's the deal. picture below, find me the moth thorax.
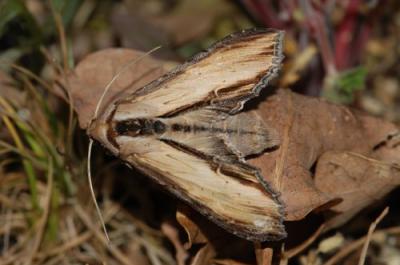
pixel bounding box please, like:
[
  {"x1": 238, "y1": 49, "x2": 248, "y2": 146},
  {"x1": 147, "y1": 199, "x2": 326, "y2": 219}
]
[{"x1": 115, "y1": 119, "x2": 166, "y2": 136}]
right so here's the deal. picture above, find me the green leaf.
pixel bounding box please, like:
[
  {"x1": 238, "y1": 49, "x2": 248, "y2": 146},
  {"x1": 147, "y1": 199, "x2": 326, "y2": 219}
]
[
  {"x1": 0, "y1": 0, "x2": 26, "y2": 37},
  {"x1": 49, "y1": 0, "x2": 82, "y2": 27},
  {"x1": 323, "y1": 66, "x2": 367, "y2": 104},
  {"x1": 337, "y1": 66, "x2": 367, "y2": 94},
  {"x1": 0, "y1": 0, "x2": 43, "y2": 53}
]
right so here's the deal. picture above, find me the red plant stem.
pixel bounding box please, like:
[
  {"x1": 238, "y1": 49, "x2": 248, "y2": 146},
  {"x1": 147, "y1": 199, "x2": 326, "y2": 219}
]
[
  {"x1": 300, "y1": 0, "x2": 337, "y2": 76},
  {"x1": 240, "y1": 0, "x2": 286, "y2": 28},
  {"x1": 334, "y1": 0, "x2": 362, "y2": 70},
  {"x1": 241, "y1": 0, "x2": 373, "y2": 75}
]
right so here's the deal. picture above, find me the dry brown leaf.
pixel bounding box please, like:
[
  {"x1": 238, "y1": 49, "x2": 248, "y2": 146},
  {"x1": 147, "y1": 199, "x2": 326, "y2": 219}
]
[
  {"x1": 315, "y1": 152, "x2": 399, "y2": 229},
  {"x1": 161, "y1": 221, "x2": 189, "y2": 265},
  {"x1": 177, "y1": 205, "x2": 256, "y2": 264},
  {"x1": 254, "y1": 244, "x2": 273, "y2": 265},
  {"x1": 250, "y1": 90, "x2": 399, "y2": 225},
  {"x1": 214, "y1": 259, "x2": 253, "y2": 265},
  {"x1": 59, "y1": 48, "x2": 400, "y2": 243},
  {"x1": 176, "y1": 206, "x2": 208, "y2": 248},
  {"x1": 190, "y1": 244, "x2": 216, "y2": 265}
]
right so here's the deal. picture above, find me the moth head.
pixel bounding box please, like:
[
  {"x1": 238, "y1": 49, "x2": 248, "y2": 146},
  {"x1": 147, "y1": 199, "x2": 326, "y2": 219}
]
[{"x1": 87, "y1": 104, "x2": 120, "y2": 155}]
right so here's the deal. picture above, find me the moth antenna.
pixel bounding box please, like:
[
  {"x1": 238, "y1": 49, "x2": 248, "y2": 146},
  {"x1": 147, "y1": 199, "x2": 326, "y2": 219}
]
[
  {"x1": 87, "y1": 46, "x2": 162, "y2": 244},
  {"x1": 93, "y1": 45, "x2": 162, "y2": 119}
]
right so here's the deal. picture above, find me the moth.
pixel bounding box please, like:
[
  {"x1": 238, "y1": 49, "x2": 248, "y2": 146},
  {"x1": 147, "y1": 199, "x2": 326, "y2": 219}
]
[{"x1": 89, "y1": 28, "x2": 286, "y2": 241}]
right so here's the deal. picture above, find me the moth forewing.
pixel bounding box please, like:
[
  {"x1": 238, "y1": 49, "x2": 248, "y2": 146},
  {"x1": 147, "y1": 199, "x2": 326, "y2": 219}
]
[
  {"x1": 117, "y1": 136, "x2": 285, "y2": 240},
  {"x1": 113, "y1": 29, "x2": 284, "y2": 120},
  {"x1": 89, "y1": 28, "x2": 286, "y2": 241}
]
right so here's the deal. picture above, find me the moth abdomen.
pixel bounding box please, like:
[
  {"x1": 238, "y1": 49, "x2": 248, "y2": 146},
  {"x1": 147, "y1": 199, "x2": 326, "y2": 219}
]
[{"x1": 171, "y1": 123, "x2": 192, "y2": 132}]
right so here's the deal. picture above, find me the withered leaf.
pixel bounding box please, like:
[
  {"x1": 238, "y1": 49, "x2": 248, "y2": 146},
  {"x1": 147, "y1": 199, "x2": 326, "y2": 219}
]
[
  {"x1": 314, "y1": 151, "x2": 400, "y2": 229},
  {"x1": 250, "y1": 90, "x2": 400, "y2": 226}
]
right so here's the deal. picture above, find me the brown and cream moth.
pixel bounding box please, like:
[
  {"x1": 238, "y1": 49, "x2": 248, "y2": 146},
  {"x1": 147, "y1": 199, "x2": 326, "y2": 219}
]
[{"x1": 88, "y1": 28, "x2": 286, "y2": 241}]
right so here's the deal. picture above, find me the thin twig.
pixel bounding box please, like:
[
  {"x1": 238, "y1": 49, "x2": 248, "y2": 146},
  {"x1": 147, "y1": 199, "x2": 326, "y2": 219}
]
[
  {"x1": 325, "y1": 209, "x2": 393, "y2": 265},
  {"x1": 50, "y1": 2, "x2": 69, "y2": 72},
  {"x1": 49, "y1": 2, "x2": 75, "y2": 157},
  {"x1": 358, "y1": 207, "x2": 389, "y2": 265},
  {"x1": 281, "y1": 224, "x2": 326, "y2": 263},
  {"x1": 274, "y1": 91, "x2": 293, "y2": 191}
]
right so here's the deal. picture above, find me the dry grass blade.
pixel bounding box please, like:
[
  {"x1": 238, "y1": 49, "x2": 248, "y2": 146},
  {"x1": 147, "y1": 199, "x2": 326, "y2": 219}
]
[
  {"x1": 50, "y1": 3, "x2": 69, "y2": 72},
  {"x1": 0, "y1": 140, "x2": 46, "y2": 169},
  {"x1": 35, "y1": 199, "x2": 121, "y2": 262},
  {"x1": 24, "y1": 159, "x2": 54, "y2": 265},
  {"x1": 73, "y1": 204, "x2": 135, "y2": 265},
  {"x1": 8, "y1": 64, "x2": 54, "y2": 93},
  {"x1": 0, "y1": 111, "x2": 53, "y2": 157},
  {"x1": 49, "y1": 1, "x2": 77, "y2": 158},
  {"x1": 0, "y1": 96, "x2": 40, "y2": 210}
]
